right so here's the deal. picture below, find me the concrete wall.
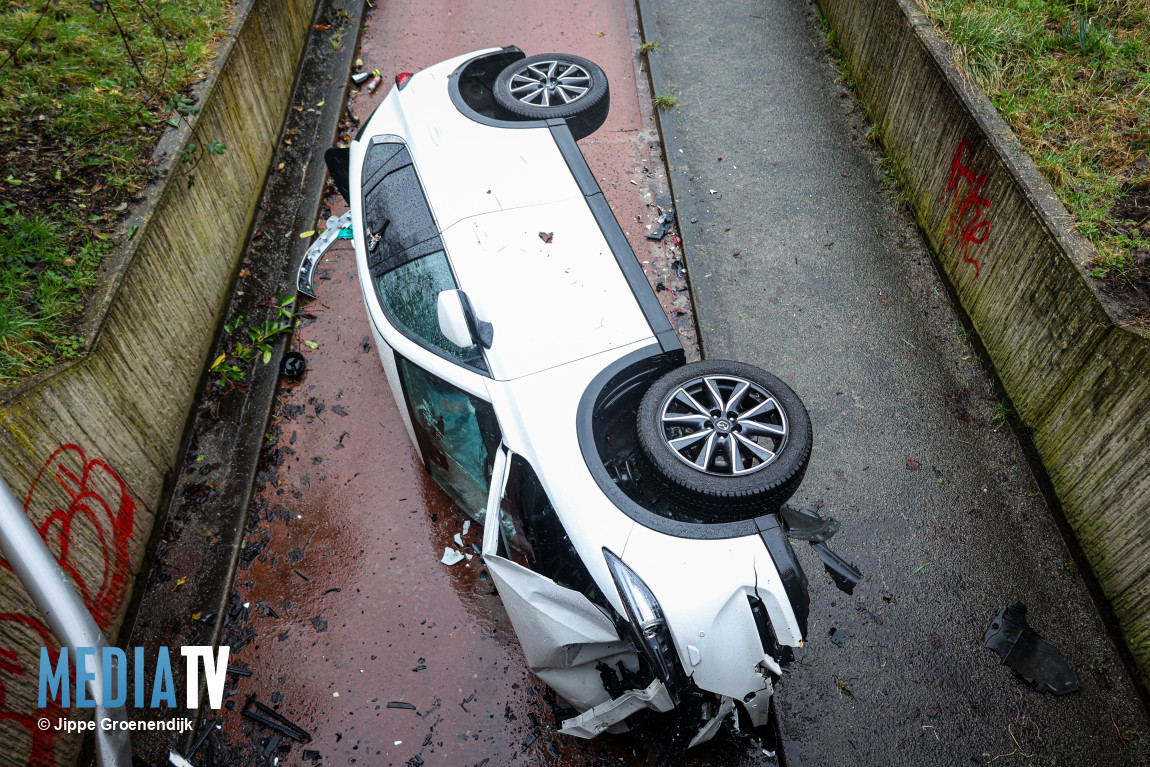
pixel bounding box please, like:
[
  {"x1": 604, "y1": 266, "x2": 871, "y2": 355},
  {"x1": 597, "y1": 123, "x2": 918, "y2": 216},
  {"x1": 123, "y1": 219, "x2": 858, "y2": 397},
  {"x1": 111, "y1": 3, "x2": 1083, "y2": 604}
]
[
  {"x1": 0, "y1": 0, "x2": 318, "y2": 762},
  {"x1": 815, "y1": 0, "x2": 1150, "y2": 685}
]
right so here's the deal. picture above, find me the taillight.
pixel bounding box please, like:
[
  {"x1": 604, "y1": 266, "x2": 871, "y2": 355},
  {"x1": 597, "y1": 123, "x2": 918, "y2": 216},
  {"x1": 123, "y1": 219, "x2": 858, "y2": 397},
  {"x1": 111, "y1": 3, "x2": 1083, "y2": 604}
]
[{"x1": 395, "y1": 72, "x2": 413, "y2": 90}]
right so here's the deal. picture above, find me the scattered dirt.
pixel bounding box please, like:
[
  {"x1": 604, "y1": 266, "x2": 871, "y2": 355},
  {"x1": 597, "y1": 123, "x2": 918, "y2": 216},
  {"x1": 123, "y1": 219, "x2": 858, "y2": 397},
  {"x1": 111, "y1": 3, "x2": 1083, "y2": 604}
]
[{"x1": 1099, "y1": 185, "x2": 1150, "y2": 322}]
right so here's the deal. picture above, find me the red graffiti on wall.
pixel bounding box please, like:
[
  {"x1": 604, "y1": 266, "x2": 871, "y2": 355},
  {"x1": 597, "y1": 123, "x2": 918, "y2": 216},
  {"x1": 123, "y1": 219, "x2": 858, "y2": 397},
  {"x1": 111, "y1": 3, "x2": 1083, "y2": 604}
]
[
  {"x1": 944, "y1": 139, "x2": 991, "y2": 278},
  {"x1": 0, "y1": 445, "x2": 139, "y2": 765}
]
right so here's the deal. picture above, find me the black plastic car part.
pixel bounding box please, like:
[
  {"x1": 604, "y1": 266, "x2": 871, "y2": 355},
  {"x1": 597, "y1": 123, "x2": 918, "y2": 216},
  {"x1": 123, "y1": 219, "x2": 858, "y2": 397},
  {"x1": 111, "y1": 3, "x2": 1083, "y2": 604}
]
[
  {"x1": 324, "y1": 147, "x2": 351, "y2": 204},
  {"x1": 757, "y1": 515, "x2": 810, "y2": 640},
  {"x1": 983, "y1": 603, "x2": 1081, "y2": 695}
]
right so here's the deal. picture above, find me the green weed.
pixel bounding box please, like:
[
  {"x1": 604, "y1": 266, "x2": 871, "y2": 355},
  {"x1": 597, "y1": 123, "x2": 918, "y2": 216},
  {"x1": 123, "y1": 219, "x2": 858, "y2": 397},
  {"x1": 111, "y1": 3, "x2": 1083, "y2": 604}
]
[{"x1": 914, "y1": 0, "x2": 1150, "y2": 277}]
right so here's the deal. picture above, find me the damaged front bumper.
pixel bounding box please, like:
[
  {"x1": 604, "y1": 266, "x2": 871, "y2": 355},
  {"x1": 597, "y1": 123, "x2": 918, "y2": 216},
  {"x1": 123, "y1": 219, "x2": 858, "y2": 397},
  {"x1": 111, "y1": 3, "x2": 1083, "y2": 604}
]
[{"x1": 544, "y1": 505, "x2": 861, "y2": 747}]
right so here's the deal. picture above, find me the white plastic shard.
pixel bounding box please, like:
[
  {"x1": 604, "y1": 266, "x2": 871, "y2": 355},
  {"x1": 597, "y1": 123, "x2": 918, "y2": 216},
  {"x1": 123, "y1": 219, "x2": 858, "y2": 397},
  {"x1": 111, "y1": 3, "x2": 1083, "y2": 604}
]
[
  {"x1": 688, "y1": 697, "x2": 736, "y2": 748},
  {"x1": 558, "y1": 679, "x2": 675, "y2": 739},
  {"x1": 440, "y1": 547, "x2": 465, "y2": 566}
]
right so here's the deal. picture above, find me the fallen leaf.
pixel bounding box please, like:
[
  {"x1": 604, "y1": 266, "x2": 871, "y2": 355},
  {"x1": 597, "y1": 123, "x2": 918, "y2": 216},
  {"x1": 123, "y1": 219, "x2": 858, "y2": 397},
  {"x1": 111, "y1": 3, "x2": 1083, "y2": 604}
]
[
  {"x1": 304, "y1": 340, "x2": 319, "y2": 349},
  {"x1": 300, "y1": 230, "x2": 315, "y2": 238},
  {"x1": 239, "y1": 269, "x2": 251, "y2": 278},
  {"x1": 906, "y1": 458, "x2": 921, "y2": 471}
]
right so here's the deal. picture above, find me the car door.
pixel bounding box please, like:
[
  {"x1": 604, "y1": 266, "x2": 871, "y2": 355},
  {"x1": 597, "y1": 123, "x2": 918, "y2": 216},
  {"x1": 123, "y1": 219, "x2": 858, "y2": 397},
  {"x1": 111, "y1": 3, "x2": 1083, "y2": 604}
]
[
  {"x1": 356, "y1": 137, "x2": 500, "y2": 521},
  {"x1": 481, "y1": 448, "x2": 637, "y2": 713}
]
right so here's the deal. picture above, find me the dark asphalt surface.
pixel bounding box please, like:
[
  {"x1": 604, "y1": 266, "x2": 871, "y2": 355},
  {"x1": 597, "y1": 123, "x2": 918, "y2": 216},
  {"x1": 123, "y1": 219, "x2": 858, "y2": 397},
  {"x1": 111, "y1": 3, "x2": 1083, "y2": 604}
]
[{"x1": 643, "y1": 0, "x2": 1150, "y2": 763}]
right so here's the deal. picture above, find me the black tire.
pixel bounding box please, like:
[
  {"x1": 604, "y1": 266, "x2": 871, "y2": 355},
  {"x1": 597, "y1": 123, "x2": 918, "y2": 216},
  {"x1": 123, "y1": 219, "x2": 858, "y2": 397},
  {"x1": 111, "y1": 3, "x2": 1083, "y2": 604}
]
[
  {"x1": 637, "y1": 361, "x2": 812, "y2": 512},
  {"x1": 493, "y1": 53, "x2": 610, "y2": 140}
]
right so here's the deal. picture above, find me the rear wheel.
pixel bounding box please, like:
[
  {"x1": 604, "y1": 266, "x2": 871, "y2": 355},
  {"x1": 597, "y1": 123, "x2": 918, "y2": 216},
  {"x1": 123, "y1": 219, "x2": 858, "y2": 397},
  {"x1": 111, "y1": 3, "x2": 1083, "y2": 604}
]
[
  {"x1": 493, "y1": 53, "x2": 610, "y2": 140},
  {"x1": 637, "y1": 361, "x2": 812, "y2": 512}
]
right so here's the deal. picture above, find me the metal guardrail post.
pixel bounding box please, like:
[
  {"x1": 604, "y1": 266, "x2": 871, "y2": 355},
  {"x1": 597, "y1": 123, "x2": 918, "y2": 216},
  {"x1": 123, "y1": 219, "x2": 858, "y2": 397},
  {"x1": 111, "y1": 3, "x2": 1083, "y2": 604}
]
[{"x1": 0, "y1": 475, "x2": 132, "y2": 767}]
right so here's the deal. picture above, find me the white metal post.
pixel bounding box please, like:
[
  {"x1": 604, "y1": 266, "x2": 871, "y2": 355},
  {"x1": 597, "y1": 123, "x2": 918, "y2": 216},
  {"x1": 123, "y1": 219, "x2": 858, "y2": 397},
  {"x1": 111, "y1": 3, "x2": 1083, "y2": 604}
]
[{"x1": 0, "y1": 475, "x2": 132, "y2": 767}]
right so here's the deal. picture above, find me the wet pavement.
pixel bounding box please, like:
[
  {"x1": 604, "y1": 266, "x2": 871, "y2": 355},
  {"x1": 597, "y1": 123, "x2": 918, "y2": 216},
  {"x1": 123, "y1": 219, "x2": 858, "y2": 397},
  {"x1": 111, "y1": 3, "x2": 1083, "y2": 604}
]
[
  {"x1": 184, "y1": 0, "x2": 788, "y2": 765},
  {"x1": 642, "y1": 0, "x2": 1150, "y2": 763}
]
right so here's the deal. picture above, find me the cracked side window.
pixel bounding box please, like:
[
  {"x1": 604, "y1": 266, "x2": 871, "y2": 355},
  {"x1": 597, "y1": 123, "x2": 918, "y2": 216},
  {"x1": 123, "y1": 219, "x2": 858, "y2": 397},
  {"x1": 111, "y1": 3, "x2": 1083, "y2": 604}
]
[
  {"x1": 396, "y1": 356, "x2": 501, "y2": 522},
  {"x1": 376, "y1": 251, "x2": 487, "y2": 370}
]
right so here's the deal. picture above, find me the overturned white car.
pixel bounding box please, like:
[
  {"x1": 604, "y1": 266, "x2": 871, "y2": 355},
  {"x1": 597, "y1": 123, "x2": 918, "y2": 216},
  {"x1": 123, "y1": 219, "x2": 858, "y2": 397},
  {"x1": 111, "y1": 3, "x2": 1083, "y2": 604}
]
[{"x1": 309, "y1": 46, "x2": 861, "y2": 758}]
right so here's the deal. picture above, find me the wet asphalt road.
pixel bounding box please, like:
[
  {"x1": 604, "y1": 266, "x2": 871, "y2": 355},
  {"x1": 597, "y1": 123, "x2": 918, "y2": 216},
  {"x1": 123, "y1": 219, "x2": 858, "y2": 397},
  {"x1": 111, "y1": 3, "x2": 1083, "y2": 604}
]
[{"x1": 644, "y1": 0, "x2": 1150, "y2": 763}]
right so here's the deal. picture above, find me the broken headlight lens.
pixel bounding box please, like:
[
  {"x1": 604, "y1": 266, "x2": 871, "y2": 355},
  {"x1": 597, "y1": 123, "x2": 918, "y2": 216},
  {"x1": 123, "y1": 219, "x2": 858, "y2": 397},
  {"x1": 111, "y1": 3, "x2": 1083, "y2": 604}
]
[{"x1": 603, "y1": 548, "x2": 687, "y2": 697}]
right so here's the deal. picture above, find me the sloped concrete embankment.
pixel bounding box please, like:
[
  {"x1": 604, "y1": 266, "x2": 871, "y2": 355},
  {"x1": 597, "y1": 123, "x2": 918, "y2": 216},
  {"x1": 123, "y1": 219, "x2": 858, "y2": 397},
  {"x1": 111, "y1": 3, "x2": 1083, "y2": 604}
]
[
  {"x1": 0, "y1": 0, "x2": 319, "y2": 763},
  {"x1": 815, "y1": 0, "x2": 1150, "y2": 685}
]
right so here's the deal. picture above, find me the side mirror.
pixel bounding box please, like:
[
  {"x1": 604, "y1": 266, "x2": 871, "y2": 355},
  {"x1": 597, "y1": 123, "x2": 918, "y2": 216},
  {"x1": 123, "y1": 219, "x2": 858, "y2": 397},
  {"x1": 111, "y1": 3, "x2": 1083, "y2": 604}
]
[{"x1": 437, "y1": 289, "x2": 493, "y2": 349}]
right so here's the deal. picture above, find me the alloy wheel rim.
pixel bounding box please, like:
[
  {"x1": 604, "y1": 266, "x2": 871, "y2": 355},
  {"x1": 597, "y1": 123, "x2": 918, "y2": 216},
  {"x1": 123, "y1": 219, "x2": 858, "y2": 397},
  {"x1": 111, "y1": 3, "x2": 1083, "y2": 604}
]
[
  {"x1": 658, "y1": 375, "x2": 788, "y2": 476},
  {"x1": 507, "y1": 60, "x2": 591, "y2": 107}
]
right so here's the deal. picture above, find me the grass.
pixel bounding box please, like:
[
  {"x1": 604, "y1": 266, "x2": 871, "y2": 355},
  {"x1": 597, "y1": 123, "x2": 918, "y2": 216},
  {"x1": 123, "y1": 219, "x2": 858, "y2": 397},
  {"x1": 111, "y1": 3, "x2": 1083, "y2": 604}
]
[
  {"x1": 653, "y1": 92, "x2": 679, "y2": 110},
  {"x1": 0, "y1": 0, "x2": 233, "y2": 381},
  {"x1": 0, "y1": 206, "x2": 108, "y2": 378},
  {"x1": 914, "y1": 0, "x2": 1150, "y2": 277},
  {"x1": 638, "y1": 41, "x2": 661, "y2": 54}
]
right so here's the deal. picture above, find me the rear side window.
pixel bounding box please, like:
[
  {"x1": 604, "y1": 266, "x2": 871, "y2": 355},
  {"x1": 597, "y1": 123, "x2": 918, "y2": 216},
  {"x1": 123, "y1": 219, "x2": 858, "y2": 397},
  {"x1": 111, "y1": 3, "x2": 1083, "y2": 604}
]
[
  {"x1": 363, "y1": 139, "x2": 487, "y2": 373},
  {"x1": 361, "y1": 141, "x2": 442, "y2": 277}
]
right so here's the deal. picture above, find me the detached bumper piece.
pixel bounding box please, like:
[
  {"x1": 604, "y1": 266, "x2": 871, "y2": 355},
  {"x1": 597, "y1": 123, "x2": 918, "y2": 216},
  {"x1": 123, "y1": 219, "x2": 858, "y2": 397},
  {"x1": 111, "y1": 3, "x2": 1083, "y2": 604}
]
[
  {"x1": 983, "y1": 602, "x2": 1081, "y2": 695},
  {"x1": 779, "y1": 503, "x2": 862, "y2": 596},
  {"x1": 559, "y1": 679, "x2": 675, "y2": 738},
  {"x1": 297, "y1": 212, "x2": 352, "y2": 298}
]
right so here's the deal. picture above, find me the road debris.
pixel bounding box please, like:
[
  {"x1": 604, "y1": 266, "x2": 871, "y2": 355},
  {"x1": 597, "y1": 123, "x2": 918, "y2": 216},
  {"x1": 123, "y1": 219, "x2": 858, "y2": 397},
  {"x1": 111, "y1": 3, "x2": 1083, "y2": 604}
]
[
  {"x1": 189, "y1": 718, "x2": 217, "y2": 756},
  {"x1": 241, "y1": 695, "x2": 312, "y2": 741},
  {"x1": 441, "y1": 547, "x2": 465, "y2": 566},
  {"x1": 983, "y1": 603, "x2": 1081, "y2": 695},
  {"x1": 539, "y1": 231, "x2": 554, "y2": 243},
  {"x1": 646, "y1": 209, "x2": 674, "y2": 240},
  {"x1": 351, "y1": 70, "x2": 373, "y2": 85},
  {"x1": 388, "y1": 701, "x2": 417, "y2": 710}
]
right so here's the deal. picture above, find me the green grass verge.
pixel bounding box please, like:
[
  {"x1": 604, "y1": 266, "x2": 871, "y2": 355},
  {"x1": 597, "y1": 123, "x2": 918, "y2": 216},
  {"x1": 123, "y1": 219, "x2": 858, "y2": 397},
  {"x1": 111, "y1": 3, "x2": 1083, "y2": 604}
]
[
  {"x1": 0, "y1": 0, "x2": 232, "y2": 381},
  {"x1": 916, "y1": 0, "x2": 1150, "y2": 277}
]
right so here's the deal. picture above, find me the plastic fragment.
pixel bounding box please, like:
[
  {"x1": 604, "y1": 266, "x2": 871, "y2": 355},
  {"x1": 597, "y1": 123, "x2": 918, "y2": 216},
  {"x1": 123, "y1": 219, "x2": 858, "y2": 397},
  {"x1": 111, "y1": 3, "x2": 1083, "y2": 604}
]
[
  {"x1": 441, "y1": 547, "x2": 464, "y2": 566},
  {"x1": 387, "y1": 701, "x2": 417, "y2": 710},
  {"x1": 453, "y1": 533, "x2": 463, "y2": 547},
  {"x1": 281, "y1": 351, "x2": 308, "y2": 381},
  {"x1": 983, "y1": 603, "x2": 1081, "y2": 695}
]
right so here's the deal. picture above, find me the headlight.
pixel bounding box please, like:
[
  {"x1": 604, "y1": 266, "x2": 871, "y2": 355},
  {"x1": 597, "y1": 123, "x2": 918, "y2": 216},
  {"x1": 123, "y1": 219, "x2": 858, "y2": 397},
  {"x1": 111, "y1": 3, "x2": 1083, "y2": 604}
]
[{"x1": 603, "y1": 548, "x2": 686, "y2": 697}]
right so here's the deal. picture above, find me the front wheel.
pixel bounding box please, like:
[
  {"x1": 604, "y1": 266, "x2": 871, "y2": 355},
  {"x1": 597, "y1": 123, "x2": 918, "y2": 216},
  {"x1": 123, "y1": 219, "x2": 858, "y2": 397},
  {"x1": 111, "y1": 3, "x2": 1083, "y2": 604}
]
[
  {"x1": 636, "y1": 361, "x2": 812, "y2": 512},
  {"x1": 493, "y1": 53, "x2": 610, "y2": 140}
]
